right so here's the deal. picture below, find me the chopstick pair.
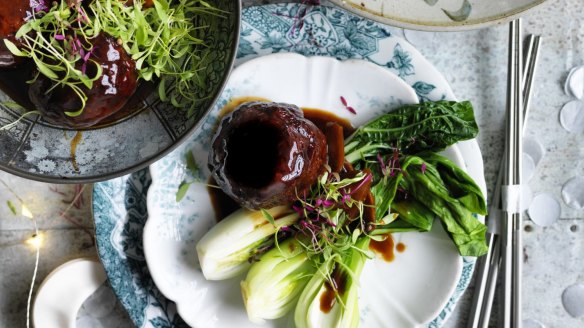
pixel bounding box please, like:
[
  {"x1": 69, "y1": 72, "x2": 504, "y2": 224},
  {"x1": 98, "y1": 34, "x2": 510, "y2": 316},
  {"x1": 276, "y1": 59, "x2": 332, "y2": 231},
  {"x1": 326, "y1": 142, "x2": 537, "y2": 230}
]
[{"x1": 467, "y1": 20, "x2": 541, "y2": 328}]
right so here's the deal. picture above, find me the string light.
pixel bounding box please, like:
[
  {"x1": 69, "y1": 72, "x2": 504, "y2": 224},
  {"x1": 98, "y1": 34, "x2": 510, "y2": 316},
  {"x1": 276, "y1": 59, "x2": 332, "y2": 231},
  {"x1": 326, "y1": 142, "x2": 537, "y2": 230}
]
[
  {"x1": 26, "y1": 233, "x2": 43, "y2": 250},
  {"x1": 1, "y1": 178, "x2": 87, "y2": 327},
  {"x1": 22, "y1": 204, "x2": 39, "y2": 328},
  {"x1": 0, "y1": 179, "x2": 41, "y2": 328}
]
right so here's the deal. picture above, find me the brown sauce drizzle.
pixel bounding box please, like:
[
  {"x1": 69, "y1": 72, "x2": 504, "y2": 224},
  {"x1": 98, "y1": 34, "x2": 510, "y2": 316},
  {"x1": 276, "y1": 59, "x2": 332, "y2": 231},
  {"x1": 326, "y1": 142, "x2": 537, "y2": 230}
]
[
  {"x1": 302, "y1": 108, "x2": 355, "y2": 137},
  {"x1": 207, "y1": 177, "x2": 240, "y2": 222},
  {"x1": 320, "y1": 264, "x2": 347, "y2": 313},
  {"x1": 70, "y1": 131, "x2": 83, "y2": 172},
  {"x1": 369, "y1": 234, "x2": 396, "y2": 262},
  {"x1": 324, "y1": 122, "x2": 345, "y2": 172},
  {"x1": 0, "y1": 66, "x2": 153, "y2": 129},
  {"x1": 396, "y1": 242, "x2": 406, "y2": 253},
  {"x1": 219, "y1": 96, "x2": 272, "y2": 119}
]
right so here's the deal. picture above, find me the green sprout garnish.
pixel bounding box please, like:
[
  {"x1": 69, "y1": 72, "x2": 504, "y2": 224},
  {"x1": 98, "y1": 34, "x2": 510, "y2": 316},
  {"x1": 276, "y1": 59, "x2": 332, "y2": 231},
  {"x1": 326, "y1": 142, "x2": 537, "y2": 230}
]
[
  {"x1": 290, "y1": 165, "x2": 374, "y2": 264},
  {"x1": 4, "y1": 0, "x2": 224, "y2": 117}
]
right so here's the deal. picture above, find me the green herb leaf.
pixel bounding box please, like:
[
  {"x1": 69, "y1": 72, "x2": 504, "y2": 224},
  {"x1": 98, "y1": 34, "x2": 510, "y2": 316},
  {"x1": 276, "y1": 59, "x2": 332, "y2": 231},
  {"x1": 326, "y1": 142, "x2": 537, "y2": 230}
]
[
  {"x1": 176, "y1": 181, "x2": 192, "y2": 202},
  {"x1": 3, "y1": 39, "x2": 25, "y2": 57},
  {"x1": 15, "y1": 23, "x2": 32, "y2": 39},
  {"x1": 185, "y1": 150, "x2": 198, "y2": 174},
  {"x1": 33, "y1": 58, "x2": 59, "y2": 79},
  {"x1": 6, "y1": 200, "x2": 17, "y2": 215},
  {"x1": 158, "y1": 78, "x2": 168, "y2": 101},
  {"x1": 260, "y1": 208, "x2": 276, "y2": 227},
  {"x1": 153, "y1": 0, "x2": 169, "y2": 23}
]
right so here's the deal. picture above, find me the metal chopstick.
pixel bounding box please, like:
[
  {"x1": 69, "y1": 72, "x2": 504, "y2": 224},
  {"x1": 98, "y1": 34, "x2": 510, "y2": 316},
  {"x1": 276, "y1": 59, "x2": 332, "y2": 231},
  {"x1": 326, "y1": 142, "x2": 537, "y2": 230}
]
[
  {"x1": 501, "y1": 18, "x2": 523, "y2": 328},
  {"x1": 522, "y1": 35, "x2": 541, "y2": 132},
  {"x1": 467, "y1": 29, "x2": 541, "y2": 328}
]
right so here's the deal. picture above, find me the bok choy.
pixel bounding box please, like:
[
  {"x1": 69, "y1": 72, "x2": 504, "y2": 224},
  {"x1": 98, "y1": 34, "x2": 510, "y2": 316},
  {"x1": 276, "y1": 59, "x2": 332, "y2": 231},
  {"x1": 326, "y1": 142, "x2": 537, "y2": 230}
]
[
  {"x1": 196, "y1": 206, "x2": 299, "y2": 280},
  {"x1": 345, "y1": 100, "x2": 488, "y2": 257},
  {"x1": 241, "y1": 238, "x2": 316, "y2": 324},
  {"x1": 294, "y1": 237, "x2": 369, "y2": 328}
]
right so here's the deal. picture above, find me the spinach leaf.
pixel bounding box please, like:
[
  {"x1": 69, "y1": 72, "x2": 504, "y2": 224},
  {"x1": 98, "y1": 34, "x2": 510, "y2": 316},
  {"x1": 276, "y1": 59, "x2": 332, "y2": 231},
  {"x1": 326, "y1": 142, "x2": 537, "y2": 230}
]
[
  {"x1": 400, "y1": 156, "x2": 488, "y2": 257},
  {"x1": 391, "y1": 198, "x2": 434, "y2": 232},
  {"x1": 420, "y1": 152, "x2": 487, "y2": 215},
  {"x1": 345, "y1": 100, "x2": 478, "y2": 163},
  {"x1": 344, "y1": 100, "x2": 487, "y2": 256}
]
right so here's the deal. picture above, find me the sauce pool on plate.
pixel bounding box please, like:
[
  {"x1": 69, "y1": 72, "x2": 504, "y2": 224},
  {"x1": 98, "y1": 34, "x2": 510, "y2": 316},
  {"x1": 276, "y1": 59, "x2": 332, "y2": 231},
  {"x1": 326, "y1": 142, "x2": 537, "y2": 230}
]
[{"x1": 369, "y1": 234, "x2": 406, "y2": 262}]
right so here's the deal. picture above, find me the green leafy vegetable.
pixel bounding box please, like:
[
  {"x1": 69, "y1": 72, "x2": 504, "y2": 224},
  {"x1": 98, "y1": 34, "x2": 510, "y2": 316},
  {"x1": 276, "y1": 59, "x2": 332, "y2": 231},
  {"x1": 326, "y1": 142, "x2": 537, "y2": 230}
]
[
  {"x1": 294, "y1": 237, "x2": 369, "y2": 328},
  {"x1": 390, "y1": 198, "x2": 435, "y2": 232},
  {"x1": 241, "y1": 238, "x2": 316, "y2": 324},
  {"x1": 345, "y1": 100, "x2": 487, "y2": 256},
  {"x1": 196, "y1": 206, "x2": 298, "y2": 280},
  {"x1": 420, "y1": 152, "x2": 487, "y2": 215},
  {"x1": 399, "y1": 155, "x2": 487, "y2": 256},
  {"x1": 345, "y1": 100, "x2": 479, "y2": 162}
]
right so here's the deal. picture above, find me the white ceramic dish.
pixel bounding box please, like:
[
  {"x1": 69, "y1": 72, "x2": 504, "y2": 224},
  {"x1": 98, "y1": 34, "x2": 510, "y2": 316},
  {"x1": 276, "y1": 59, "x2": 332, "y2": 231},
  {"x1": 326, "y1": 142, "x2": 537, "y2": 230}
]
[
  {"x1": 329, "y1": 0, "x2": 549, "y2": 31},
  {"x1": 144, "y1": 53, "x2": 485, "y2": 327}
]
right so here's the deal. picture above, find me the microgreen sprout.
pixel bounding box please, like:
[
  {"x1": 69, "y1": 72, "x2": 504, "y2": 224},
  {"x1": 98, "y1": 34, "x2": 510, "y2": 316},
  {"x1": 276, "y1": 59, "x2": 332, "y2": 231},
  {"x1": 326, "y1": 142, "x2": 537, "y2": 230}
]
[
  {"x1": 4, "y1": 0, "x2": 225, "y2": 118},
  {"x1": 5, "y1": 0, "x2": 101, "y2": 116},
  {"x1": 287, "y1": 166, "x2": 373, "y2": 266}
]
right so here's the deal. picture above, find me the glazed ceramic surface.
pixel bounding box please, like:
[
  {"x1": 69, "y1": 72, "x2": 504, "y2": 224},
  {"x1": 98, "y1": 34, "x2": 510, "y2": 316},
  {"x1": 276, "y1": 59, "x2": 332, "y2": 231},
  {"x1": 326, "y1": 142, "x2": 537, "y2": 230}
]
[
  {"x1": 329, "y1": 0, "x2": 549, "y2": 31},
  {"x1": 93, "y1": 4, "x2": 486, "y2": 327},
  {"x1": 0, "y1": 0, "x2": 239, "y2": 183},
  {"x1": 144, "y1": 52, "x2": 480, "y2": 328}
]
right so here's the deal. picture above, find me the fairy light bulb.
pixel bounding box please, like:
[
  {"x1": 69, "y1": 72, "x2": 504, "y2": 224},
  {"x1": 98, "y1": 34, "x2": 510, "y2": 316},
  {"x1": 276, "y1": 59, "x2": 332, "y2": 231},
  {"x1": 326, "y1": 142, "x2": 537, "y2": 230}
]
[
  {"x1": 26, "y1": 233, "x2": 43, "y2": 250},
  {"x1": 21, "y1": 204, "x2": 33, "y2": 219}
]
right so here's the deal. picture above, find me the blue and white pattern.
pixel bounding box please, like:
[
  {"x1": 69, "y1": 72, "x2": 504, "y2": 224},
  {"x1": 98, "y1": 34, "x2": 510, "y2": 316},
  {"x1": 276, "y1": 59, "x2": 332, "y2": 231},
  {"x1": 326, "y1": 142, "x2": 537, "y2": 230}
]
[{"x1": 93, "y1": 3, "x2": 479, "y2": 328}]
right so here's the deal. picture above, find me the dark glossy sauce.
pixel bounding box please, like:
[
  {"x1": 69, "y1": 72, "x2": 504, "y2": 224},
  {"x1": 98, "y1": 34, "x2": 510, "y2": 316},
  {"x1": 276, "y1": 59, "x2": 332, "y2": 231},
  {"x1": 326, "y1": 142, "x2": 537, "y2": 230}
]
[
  {"x1": 396, "y1": 242, "x2": 406, "y2": 253},
  {"x1": 370, "y1": 234, "x2": 396, "y2": 262},
  {"x1": 320, "y1": 265, "x2": 347, "y2": 313},
  {"x1": 207, "y1": 177, "x2": 240, "y2": 222},
  {"x1": 0, "y1": 1, "x2": 29, "y2": 37},
  {"x1": 303, "y1": 108, "x2": 355, "y2": 137},
  {"x1": 70, "y1": 131, "x2": 83, "y2": 172},
  {"x1": 0, "y1": 0, "x2": 155, "y2": 130},
  {"x1": 219, "y1": 96, "x2": 272, "y2": 118},
  {"x1": 0, "y1": 65, "x2": 152, "y2": 129}
]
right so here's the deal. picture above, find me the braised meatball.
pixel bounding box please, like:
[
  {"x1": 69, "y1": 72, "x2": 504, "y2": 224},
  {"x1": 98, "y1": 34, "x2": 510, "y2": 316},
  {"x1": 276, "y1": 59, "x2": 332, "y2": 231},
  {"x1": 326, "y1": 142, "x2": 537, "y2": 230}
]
[
  {"x1": 209, "y1": 102, "x2": 328, "y2": 210},
  {"x1": 0, "y1": 0, "x2": 31, "y2": 68},
  {"x1": 29, "y1": 33, "x2": 138, "y2": 128}
]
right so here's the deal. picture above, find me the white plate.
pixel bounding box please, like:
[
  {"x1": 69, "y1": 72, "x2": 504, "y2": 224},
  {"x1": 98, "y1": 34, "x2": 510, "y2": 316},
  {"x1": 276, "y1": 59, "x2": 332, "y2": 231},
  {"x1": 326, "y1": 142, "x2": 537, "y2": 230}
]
[{"x1": 144, "y1": 53, "x2": 485, "y2": 327}]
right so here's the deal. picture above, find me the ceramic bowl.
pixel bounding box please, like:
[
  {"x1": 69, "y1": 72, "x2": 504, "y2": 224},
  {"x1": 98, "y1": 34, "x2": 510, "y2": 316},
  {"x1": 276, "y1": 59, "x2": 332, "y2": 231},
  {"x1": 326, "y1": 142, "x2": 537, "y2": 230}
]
[
  {"x1": 329, "y1": 0, "x2": 549, "y2": 31},
  {"x1": 0, "y1": 0, "x2": 240, "y2": 183}
]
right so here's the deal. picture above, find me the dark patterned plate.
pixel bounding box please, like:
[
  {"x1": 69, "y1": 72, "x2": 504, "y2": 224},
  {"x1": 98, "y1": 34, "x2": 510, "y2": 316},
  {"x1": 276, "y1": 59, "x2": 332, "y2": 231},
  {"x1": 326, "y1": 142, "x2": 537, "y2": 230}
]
[{"x1": 0, "y1": 0, "x2": 240, "y2": 183}]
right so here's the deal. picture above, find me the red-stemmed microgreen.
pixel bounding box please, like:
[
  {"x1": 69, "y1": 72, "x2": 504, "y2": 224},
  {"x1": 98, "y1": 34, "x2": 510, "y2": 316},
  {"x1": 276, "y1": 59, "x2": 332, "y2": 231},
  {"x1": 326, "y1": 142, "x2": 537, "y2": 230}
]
[
  {"x1": 4, "y1": 0, "x2": 101, "y2": 116},
  {"x1": 287, "y1": 166, "x2": 374, "y2": 264}
]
